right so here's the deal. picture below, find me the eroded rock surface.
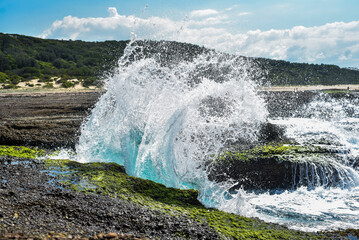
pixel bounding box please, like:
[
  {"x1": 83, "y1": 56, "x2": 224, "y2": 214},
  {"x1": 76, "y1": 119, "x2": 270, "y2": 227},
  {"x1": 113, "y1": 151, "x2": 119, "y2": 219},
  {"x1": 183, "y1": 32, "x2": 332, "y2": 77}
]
[
  {"x1": 0, "y1": 91, "x2": 102, "y2": 148},
  {"x1": 0, "y1": 156, "x2": 219, "y2": 239},
  {"x1": 207, "y1": 144, "x2": 353, "y2": 191}
]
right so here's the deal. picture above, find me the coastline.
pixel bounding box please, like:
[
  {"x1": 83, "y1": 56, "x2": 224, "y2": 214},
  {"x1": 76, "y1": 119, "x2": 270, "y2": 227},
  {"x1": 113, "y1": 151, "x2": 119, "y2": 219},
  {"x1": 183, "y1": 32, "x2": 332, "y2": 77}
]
[
  {"x1": 2, "y1": 84, "x2": 359, "y2": 95},
  {"x1": 0, "y1": 89, "x2": 358, "y2": 239},
  {"x1": 0, "y1": 87, "x2": 103, "y2": 95}
]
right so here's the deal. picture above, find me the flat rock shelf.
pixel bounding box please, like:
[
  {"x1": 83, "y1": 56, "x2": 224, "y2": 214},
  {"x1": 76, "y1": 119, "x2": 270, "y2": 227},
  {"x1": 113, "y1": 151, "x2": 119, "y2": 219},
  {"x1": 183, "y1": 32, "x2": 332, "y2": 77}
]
[{"x1": 0, "y1": 91, "x2": 103, "y2": 148}]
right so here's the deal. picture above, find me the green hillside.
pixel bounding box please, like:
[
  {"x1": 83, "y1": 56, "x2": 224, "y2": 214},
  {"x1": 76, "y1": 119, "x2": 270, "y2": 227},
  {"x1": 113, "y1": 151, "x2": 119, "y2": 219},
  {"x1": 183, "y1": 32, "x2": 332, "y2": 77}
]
[
  {"x1": 257, "y1": 58, "x2": 359, "y2": 85},
  {"x1": 0, "y1": 33, "x2": 358, "y2": 89},
  {"x1": 0, "y1": 33, "x2": 128, "y2": 89}
]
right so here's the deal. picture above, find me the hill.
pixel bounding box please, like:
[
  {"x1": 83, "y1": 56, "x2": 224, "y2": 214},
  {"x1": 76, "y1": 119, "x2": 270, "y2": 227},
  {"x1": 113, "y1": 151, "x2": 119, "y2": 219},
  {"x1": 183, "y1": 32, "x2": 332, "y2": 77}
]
[
  {"x1": 0, "y1": 33, "x2": 358, "y2": 89},
  {"x1": 0, "y1": 33, "x2": 128, "y2": 89},
  {"x1": 257, "y1": 58, "x2": 359, "y2": 85}
]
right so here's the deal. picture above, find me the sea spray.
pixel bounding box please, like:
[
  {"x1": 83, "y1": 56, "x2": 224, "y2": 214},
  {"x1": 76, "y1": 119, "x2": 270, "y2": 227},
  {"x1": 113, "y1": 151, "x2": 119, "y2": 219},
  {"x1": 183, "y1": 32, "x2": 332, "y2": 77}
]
[
  {"x1": 76, "y1": 40, "x2": 267, "y2": 212},
  {"x1": 257, "y1": 94, "x2": 359, "y2": 231},
  {"x1": 76, "y1": 41, "x2": 359, "y2": 231}
]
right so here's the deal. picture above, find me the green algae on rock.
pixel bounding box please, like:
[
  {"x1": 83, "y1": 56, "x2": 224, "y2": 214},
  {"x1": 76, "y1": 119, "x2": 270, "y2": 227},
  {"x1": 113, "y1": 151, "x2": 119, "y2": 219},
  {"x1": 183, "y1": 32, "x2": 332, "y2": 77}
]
[
  {"x1": 0, "y1": 145, "x2": 350, "y2": 239},
  {"x1": 207, "y1": 143, "x2": 346, "y2": 190},
  {"x1": 214, "y1": 144, "x2": 335, "y2": 163},
  {"x1": 44, "y1": 158, "x2": 328, "y2": 239},
  {"x1": 0, "y1": 145, "x2": 46, "y2": 159}
]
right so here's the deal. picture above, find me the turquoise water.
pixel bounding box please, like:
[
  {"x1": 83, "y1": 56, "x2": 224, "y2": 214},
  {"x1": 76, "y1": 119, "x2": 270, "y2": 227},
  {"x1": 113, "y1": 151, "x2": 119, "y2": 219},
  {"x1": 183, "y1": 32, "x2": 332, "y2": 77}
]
[{"x1": 75, "y1": 41, "x2": 359, "y2": 232}]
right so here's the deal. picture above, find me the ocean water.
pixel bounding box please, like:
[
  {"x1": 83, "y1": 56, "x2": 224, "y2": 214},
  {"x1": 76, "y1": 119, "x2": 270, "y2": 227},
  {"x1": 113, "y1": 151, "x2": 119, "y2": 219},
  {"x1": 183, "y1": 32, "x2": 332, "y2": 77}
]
[{"x1": 75, "y1": 41, "x2": 359, "y2": 232}]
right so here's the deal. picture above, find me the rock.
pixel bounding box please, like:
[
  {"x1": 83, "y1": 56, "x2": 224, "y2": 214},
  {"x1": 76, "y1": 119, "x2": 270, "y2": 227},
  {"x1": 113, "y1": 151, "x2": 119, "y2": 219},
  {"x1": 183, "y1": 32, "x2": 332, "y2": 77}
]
[
  {"x1": 0, "y1": 156, "x2": 219, "y2": 239},
  {"x1": 258, "y1": 122, "x2": 287, "y2": 144},
  {"x1": 207, "y1": 144, "x2": 348, "y2": 191},
  {"x1": 0, "y1": 91, "x2": 102, "y2": 149},
  {"x1": 103, "y1": 233, "x2": 117, "y2": 239},
  {"x1": 259, "y1": 91, "x2": 317, "y2": 118}
]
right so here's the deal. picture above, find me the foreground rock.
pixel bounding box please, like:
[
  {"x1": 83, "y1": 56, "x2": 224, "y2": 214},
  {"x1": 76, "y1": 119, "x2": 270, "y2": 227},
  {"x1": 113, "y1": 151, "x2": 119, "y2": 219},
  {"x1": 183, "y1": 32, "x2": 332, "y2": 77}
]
[
  {"x1": 0, "y1": 156, "x2": 219, "y2": 239},
  {"x1": 0, "y1": 232, "x2": 147, "y2": 240},
  {"x1": 1, "y1": 146, "x2": 344, "y2": 239}
]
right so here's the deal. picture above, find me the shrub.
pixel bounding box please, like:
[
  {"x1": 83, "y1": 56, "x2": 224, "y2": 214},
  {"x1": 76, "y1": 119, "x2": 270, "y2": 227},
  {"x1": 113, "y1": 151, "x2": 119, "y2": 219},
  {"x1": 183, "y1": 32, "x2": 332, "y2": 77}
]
[
  {"x1": 9, "y1": 75, "x2": 21, "y2": 85},
  {"x1": 3, "y1": 83, "x2": 18, "y2": 89},
  {"x1": 61, "y1": 80, "x2": 75, "y2": 88},
  {"x1": 83, "y1": 77, "x2": 98, "y2": 87},
  {"x1": 0, "y1": 72, "x2": 9, "y2": 83},
  {"x1": 44, "y1": 83, "x2": 54, "y2": 88}
]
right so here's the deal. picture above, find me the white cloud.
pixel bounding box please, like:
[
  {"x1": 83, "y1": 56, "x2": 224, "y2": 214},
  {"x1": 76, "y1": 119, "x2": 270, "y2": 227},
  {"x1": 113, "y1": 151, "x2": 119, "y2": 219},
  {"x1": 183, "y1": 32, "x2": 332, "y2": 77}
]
[
  {"x1": 238, "y1": 12, "x2": 251, "y2": 16},
  {"x1": 224, "y1": 4, "x2": 239, "y2": 12},
  {"x1": 189, "y1": 9, "x2": 219, "y2": 18},
  {"x1": 188, "y1": 15, "x2": 229, "y2": 26},
  {"x1": 40, "y1": 7, "x2": 359, "y2": 66},
  {"x1": 108, "y1": 7, "x2": 118, "y2": 17}
]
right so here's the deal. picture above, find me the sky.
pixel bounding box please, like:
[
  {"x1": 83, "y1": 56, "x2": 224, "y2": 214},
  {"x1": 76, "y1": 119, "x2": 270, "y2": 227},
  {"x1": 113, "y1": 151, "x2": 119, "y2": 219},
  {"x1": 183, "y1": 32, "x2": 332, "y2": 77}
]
[{"x1": 0, "y1": 0, "x2": 359, "y2": 67}]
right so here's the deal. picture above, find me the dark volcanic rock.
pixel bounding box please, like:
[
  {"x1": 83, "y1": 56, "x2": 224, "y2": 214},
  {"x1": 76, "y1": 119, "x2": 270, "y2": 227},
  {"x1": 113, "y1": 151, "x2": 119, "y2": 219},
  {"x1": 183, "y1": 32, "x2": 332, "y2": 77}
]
[
  {"x1": 207, "y1": 145, "x2": 348, "y2": 191},
  {"x1": 0, "y1": 157, "x2": 219, "y2": 239},
  {"x1": 259, "y1": 91, "x2": 318, "y2": 118},
  {"x1": 258, "y1": 122, "x2": 287, "y2": 143},
  {"x1": 0, "y1": 91, "x2": 102, "y2": 148}
]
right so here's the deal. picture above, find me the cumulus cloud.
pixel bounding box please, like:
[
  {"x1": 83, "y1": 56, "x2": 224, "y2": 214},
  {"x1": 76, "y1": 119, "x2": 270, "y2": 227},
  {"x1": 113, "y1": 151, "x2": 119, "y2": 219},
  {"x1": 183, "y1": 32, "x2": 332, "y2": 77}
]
[
  {"x1": 224, "y1": 4, "x2": 239, "y2": 12},
  {"x1": 238, "y1": 12, "x2": 251, "y2": 16},
  {"x1": 189, "y1": 9, "x2": 219, "y2": 18},
  {"x1": 188, "y1": 15, "x2": 229, "y2": 26},
  {"x1": 40, "y1": 7, "x2": 179, "y2": 41},
  {"x1": 40, "y1": 7, "x2": 359, "y2": 66}
]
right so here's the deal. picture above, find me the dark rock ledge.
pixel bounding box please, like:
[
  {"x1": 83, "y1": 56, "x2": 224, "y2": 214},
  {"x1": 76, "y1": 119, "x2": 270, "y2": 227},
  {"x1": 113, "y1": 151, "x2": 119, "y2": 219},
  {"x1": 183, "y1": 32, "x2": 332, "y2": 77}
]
[
  {"x1": 0, "y1": 156, "x2": 219, "y2": 239},
  {"x1": 0, "y1": 91, "x2": 102, "y2": 148}
]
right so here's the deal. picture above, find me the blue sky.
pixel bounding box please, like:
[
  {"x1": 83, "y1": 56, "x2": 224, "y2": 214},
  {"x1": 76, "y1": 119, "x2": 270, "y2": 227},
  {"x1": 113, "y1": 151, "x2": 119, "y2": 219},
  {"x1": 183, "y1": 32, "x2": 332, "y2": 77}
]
[{"x1": 1, "y1": 0, "x2": 359, "y2": 67}]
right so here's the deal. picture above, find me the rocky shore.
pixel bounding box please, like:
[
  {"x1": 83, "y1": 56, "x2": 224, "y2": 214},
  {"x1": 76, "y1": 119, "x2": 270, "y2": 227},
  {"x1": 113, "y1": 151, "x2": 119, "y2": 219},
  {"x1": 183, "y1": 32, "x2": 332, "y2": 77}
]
[
  {"x1": 0, "y1": 91, "x2": 102, "y2": 148},
  {"x1": 1, "y1": 147, "x2": 349, "y2": 240},
  {"x1": 2, "y1": 90, "x2": 358, "y2": 148},
  {"x1": 0, "y1": 90, "x2": 331, "y2": 148},
  {"x1": 0, "y1": 156, "x2": 218, "y2": 239},
  {"x1": 1, "y1": 90, "x2": 359, "y2": 239}
]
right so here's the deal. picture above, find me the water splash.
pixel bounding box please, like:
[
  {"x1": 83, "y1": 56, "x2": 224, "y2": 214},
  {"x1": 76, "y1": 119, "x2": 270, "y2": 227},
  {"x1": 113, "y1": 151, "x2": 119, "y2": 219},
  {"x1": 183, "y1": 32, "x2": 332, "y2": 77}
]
[
  {"x1": 76, "y1": 41, "x2": 267, "y2": 211},
  {"x1": 76, "y1": 41, "x2": 359, "y2": 231},
  {"x1": 257, "y1": 94, "x2": 359, "y2": 231},
  {"x1": 246, "y1": 186, "x2": 359, "y2": 232}
]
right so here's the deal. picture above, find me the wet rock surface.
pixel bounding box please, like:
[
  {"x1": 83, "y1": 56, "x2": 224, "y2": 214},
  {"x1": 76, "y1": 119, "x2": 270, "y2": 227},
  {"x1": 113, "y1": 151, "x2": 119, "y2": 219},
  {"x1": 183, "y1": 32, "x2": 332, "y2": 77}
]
[
  {"x1": 0, "y1": 157, "x2": 219, "y2": 239},
  {"x1": 1, "y1": 90, "x2": 355, "y2": 150},
  {"x1": 259, "y1": 91, "x2": 318, "y2": 118},
  {"x1": 207, "y1": 152, "x2": 345, "y2": 191},
  {"x1": 1, "y1": 90, "x2": 359, "y2": 239},
  {"x1": 0, "y1": 91, "x2": 103, "y2": 148},
  {"x1": 261, "y1": 90, "x2": 359, "y2": 118}
]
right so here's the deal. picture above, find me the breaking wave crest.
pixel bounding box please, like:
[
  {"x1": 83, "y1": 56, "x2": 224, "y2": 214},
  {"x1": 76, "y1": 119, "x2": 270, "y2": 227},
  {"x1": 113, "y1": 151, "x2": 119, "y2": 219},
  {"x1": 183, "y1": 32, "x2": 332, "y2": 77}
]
[{"x1": 76, "y1": 41, "x2": 359, "y2": 231}]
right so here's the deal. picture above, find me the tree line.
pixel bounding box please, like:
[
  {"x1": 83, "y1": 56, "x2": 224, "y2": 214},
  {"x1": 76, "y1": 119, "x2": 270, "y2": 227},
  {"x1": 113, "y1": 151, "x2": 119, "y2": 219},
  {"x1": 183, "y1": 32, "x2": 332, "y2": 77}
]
[
  {"x1": 0, "y1": 33, "x2": 128, "y2": 88},
  {"x1": 0, "y1": 33, "x2": 358, "y2": 88}
]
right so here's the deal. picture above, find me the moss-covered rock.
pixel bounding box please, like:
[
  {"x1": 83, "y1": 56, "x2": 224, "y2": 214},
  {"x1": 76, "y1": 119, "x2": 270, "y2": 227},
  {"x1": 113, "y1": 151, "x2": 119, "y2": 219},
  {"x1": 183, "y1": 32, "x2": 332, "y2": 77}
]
[
  {"x1": 0, "y1": 145, "x2": 46, "y2": 159},
  {"x1": 44, "y1": 158, "x2": 330, "y2": 239},
  {"x1": 207, "y1": 144, "x2": 345, "y2": 190},
  {"x1": 0, "y1": 145, "x2": 352, "y2": 239}
]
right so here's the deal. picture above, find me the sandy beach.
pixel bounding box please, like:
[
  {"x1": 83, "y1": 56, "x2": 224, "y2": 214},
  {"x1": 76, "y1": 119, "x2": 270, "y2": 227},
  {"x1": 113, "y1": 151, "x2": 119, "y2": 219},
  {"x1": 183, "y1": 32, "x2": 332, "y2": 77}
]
[{"x1": 2, "y1": 83, "x2": 359, "y2": 95}]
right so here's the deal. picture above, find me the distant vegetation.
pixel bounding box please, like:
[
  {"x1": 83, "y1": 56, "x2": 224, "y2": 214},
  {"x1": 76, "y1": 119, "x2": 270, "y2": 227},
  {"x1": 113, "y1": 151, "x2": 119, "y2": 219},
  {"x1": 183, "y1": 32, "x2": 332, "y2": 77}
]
[
  {"x1": 0, "y1": 33, "x2": 127, "y2": 89},
  {"x1": 258, "y1": 58, "x2": 359, "y2": 85},
  {"x1": 0, "y1": 33, "x2": 358, "y2": 89}
]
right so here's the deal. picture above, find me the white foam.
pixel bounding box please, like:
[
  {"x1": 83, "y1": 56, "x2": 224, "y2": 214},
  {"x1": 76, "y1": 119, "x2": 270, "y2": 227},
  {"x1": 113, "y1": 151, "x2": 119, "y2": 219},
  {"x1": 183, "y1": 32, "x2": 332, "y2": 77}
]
[{"x1": 76, "y1": 41, "x2": 359, "y2": 231}]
